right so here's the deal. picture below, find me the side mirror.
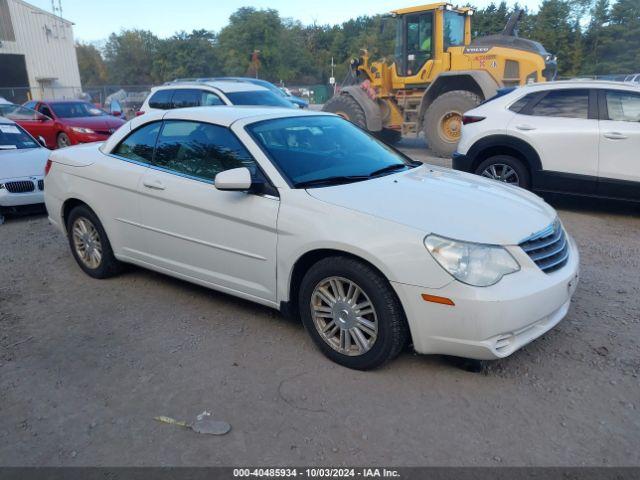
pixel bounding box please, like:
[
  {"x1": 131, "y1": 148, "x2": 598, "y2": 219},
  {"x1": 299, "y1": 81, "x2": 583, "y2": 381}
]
[
  {"x1": 37, "y1": 136, "x2": 47, "y2": 147},
  {"x1": 214, "y1": 167, "x2": 252, "y2": 191}
]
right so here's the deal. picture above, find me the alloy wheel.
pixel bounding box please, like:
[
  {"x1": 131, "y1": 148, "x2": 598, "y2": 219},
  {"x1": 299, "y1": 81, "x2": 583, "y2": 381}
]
[
  {"x1": 480, "y1": 163, "x2": 520, "y2": 185},
  {"x1": 72, "y1": 217, "x2": 103, "y2": 269},
  {"x1": 310, "y1": 276, "x2": 378, "y2": 356}
]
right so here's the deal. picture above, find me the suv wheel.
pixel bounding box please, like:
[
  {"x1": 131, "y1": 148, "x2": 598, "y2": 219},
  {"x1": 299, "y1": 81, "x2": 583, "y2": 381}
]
[
  {"x1": 475, "y1": 155, "x2": 530, "y2": 189},
  {"x1": 298, "y1": 256, "x2": 408, "y2": 370}
]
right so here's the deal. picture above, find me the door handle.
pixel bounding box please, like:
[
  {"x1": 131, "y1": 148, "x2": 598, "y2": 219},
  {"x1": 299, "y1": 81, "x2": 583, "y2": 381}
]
[
  {"x1": 142, "y1": 179, "x2": 165, "y2": 190},
  {"x1": 603, "y1": 132, "x2": 628, "y2": 140},
  {"x1": 516, "y1": 124, "x2": 536, "y2": 131}
]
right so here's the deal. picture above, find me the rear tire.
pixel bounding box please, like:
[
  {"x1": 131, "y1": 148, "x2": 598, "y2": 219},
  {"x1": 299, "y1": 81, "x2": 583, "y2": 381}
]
[
  {"x1": 322, "y1": 94, "x2": 367, "y2": 129},
  {"x1": 66, "y1": 205, "x2": 123, "y2": 279},
  {"x1": 475, "y1": 155, "x2": 530, "y2": 189},
  {"x1": 298, "y1": 256, "x2": 409, "y2": 370},
  {"x1": 423, "y1": 90, "x2": 481, "y2": 158}
]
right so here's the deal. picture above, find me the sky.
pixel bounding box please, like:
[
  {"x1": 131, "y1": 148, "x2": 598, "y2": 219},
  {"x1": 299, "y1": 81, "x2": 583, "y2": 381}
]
[{"x1": 26, "y1": 0, "x2": 544, "y2": 43}]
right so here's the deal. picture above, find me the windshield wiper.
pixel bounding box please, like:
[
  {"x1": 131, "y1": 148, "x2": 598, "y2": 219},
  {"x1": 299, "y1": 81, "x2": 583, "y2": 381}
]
[
  {"x1": 367, "y1": 163, "x2": 410, "y2": 178},
  {"x1": 295, "y1": 175, "x2": 369, "y2": 188}
]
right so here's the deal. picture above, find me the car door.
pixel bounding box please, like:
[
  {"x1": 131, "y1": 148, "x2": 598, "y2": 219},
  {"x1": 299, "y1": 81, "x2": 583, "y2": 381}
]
[
  {"x1": 596, "y1": 89, "x2": 640, "y2": 200},
  {"x1": 506, "y1": 88, "x2": 599, "y2": 194},
  {"x1": 136, "y1": 119, "x2": 279, "y2": 303},
  {"x1": 103, "y1": 121, "x2": 163, "y2": 258},
  {"x1": 7, "y1": 105, "x2": 56, "y2": 148}
]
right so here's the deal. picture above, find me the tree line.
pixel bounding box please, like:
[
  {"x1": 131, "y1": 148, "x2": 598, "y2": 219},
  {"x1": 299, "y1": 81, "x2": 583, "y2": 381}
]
[{"x1": 76, "y1": 0, "x2": 640, "y2": 88}]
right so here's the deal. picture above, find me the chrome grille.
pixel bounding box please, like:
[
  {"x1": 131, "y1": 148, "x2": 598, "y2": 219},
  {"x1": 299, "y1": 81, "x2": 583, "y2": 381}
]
[
  {"x1": 37, "y1": 179, "x2": 44, "y2": 190},
  {"x1": 5, "y1": 180, "x2": 35, "y2": 193},
  {"x1": 519, "y1": 220, "x2": 569, "y2": 273}
]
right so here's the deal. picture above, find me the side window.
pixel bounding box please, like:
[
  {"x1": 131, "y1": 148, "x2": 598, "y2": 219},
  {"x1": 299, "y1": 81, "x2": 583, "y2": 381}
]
[
  {"x1": 153, "y1": 120, "x2": 257, "y2": 182},
  {"x1": 112, "y1": 122, "x2": 161, "y2": 163},
  {"x1": 605, "y1": 90, "x2": 640, "y2": 122},
  {"x1": 528, "y1": 89, "x2": 590, "y2": 119},
  {"x1": 37, "y1": 103, "x2": 54, "y2": 118},
  {"x1": 508, "y1": 94, "x2": 536, "y2": 113},
  {"x1": 171, "y1": 89, "x2": 201, "y2": 108},
  {"x1": 23, "y1": 101, "x2": 38, "y2": 110},
  {"x1": 201, "y1": 91, "x2": 224, "y2": 106},
  {"x1": 148, "y1": 90, "x2": 173, "y2": 109}
]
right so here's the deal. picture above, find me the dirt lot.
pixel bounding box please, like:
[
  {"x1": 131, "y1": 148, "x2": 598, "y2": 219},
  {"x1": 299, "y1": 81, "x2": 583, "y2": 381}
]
[{"x1": 1, "y1": 139, "x2": 639, "y2": 467}]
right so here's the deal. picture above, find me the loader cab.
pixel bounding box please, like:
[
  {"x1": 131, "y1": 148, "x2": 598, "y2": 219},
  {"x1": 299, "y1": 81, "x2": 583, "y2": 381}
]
[{"x1": 392, "y1": 3, "x2": 472, "y2": 77}]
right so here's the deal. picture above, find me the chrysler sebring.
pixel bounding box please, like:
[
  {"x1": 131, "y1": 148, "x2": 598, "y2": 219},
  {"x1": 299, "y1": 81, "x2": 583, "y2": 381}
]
[{"x1": 44, "y1": 107, "x2": 579, "y2": 370}]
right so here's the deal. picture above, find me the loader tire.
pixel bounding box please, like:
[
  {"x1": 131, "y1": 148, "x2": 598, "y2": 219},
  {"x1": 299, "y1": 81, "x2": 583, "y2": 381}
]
[
  {"x1": 424, "y1": 90, "x2": 481, "y2": 158},
  {"x1": 323, "y1": 94, "x2": 367, "y2": 129}
]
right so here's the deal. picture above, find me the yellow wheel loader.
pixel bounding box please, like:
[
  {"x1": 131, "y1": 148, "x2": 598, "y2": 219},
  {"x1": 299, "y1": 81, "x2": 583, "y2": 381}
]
[{"x1": 323, "y1": 2, "x2": 557, "y2": 157}]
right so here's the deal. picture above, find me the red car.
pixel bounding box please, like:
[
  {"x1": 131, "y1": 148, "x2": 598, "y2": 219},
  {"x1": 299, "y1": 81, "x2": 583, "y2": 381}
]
[{"x1": 20, "y1": 100, "x2": 126, "y2": 149}]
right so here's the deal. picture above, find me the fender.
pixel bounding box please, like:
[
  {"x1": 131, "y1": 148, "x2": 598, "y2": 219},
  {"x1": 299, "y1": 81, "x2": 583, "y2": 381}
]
[{"x1": 340, "y1": 85, "x2": 383, "y2": 132}]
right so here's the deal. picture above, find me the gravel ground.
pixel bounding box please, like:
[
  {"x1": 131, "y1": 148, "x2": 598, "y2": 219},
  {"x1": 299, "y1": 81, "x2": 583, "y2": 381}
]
[{"x1": 0, "y1": 139, "x2": 639, "y2": 466}]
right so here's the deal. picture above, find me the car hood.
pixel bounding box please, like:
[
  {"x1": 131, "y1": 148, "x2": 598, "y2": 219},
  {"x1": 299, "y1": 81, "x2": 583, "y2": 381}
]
[
  {"x1": 60, "y1": 116, "x2": 125, "y2": 130},
  {"x1": 306, "y1": 165, "x2": 557, "y2": 245},
  {"x1": 0, "y1": 147, "x2": 49, "y2": 179}
]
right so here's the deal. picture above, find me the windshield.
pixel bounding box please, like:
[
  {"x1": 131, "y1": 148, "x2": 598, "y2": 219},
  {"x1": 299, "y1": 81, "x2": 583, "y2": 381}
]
[
  {"x1": 0, "y1": 104, "x2": 47, "y2": 121},
  {"x1": 246, "y1": 115, "x2": 414, "y2": 187},
  {"x1": 0, "y1": 123, "x2": 39, "y2": 150},
  {"x1": 51, "y1": 102, "x2": 107, "y2": 118},
  {"x1": 226, "y1": 90, "x2": 294, "y2": 108}
]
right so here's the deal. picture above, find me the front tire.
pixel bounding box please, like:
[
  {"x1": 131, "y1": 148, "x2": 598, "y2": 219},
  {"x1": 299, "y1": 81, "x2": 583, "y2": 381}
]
[
  {"x1": 322, "y1": 94, "x2": 367, "y2": 129},
  {"x1": 475, "y1": 155, "x2": 530, "y2": 189},
  {"x1": 423, "y1": 90, "x2": 481, "y2": 158},
  {"x1": 298, "y1": 256, "x2": 409, "y2": 370},
  {"x1": 66, "y1": 205, "x2": 123, "y2": 278},
  {"x1": 57, "y1": 132, "x2": 72, "y2": 149}
]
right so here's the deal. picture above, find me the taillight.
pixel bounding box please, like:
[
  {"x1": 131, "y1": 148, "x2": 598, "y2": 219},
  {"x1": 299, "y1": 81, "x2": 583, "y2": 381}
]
[
  {"x1": 44, "y1": 159, "x2": 52, "y2": 176},
  {"x1": 462, "y1": 115, "x2": 486, "y2": 125},
  {"x1": 135, "y1": 111, "x2": 145, "y2": 117}
]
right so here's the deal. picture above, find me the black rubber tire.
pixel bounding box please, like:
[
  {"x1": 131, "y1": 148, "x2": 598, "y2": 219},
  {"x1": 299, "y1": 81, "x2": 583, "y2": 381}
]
[
  {"x1": 57, "y1": 132, "x2": 71, "y2": 149},
  {"x1": 375, "y1": 128, "x2": 402, "y2": 145},
  {"x1": 423, "y1": 90, "x2": 481, "y2": 158},
  {"x1": 474, "y1": 154, "x2": 531, "y2": 189},
  {"x1": 66, "y1": 205, "x2": 124, "y2": 279},
  {"x1": 298, "y1": 256, "x2": 409, "y2": 370},
  {"x1": 322, "y1": 94, "x2": 367, "y2": 129}
]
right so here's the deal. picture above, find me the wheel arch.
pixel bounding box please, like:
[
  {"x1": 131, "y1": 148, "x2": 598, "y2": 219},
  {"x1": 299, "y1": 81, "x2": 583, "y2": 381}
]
[
  {"x1": 418, "y1": 71, "x2": 499, "y2": 128},
  {"x1": 466, "y1": 134, "x2": 542, "y2": 181},
  {"x1": 333, "y1": 86, "x2": 383, "y2": 132},
  {"x1": 61, "y1": 197, "x2": 98, "y2": 232},
  {"x1": 282, "y1": 248, "x2": 400, "y2": 320}
]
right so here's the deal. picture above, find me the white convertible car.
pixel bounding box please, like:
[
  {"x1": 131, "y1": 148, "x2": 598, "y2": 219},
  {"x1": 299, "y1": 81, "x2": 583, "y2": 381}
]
[{"x1": 44, "y1": 107, "x2": 579, "y2": 370}]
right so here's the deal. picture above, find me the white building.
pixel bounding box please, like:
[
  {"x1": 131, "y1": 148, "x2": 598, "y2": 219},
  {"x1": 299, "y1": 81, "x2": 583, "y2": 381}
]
[{"x1": 0, "y1": 0, "x2": 82, "y2": 103}]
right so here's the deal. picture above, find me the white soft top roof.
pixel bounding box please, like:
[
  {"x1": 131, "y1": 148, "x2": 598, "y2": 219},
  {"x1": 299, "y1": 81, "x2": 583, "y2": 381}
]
[{"x1": 101, "y1": 106, "x2": 333, "y2": 153}]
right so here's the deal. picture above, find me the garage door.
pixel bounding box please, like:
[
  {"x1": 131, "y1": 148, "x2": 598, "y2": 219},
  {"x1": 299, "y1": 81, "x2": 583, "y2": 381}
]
[{"x1": 0, "y1": 54, "x2": 29, "y2": 103}]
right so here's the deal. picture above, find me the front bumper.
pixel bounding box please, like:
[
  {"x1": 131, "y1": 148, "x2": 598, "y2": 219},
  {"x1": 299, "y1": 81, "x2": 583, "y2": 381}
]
[
  {"x1": 392, "y1": 235, "x2": 580, "y2": 360},
  {"x1": 451, "y1": 152, "x2": 474, "y2": 173},
  {"x1": 69, "y1": 132, "x2": 111, "y2": 144}
]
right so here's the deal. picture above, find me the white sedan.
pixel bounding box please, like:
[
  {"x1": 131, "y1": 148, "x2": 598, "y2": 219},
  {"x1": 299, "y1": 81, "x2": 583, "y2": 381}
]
[
  {"x1": 44, "y1": 107, "x2": 579, "y2": 370},
  {"x1": 1, "y1": 118, "x2": 49, "y2": 223}
]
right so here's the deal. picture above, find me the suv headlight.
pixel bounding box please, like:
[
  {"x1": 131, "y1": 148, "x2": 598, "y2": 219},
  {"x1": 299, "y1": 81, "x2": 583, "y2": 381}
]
[{"x1": 424, "y1": 234, "x2": 520, "y2": 287}]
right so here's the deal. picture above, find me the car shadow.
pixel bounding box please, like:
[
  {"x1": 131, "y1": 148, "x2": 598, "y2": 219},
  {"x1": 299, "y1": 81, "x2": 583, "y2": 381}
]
[{"x1": 540, "y1": 193, "x2": 640, "y2": 217}]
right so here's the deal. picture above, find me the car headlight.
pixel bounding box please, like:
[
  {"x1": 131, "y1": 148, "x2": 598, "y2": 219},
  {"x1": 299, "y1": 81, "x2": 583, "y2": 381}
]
[
  {"x1": 70, "y1": 127, "x2": 95, "y2": 134},
  {"x1": 424, "y1": 234, "x2": 520, "y2": 287}
]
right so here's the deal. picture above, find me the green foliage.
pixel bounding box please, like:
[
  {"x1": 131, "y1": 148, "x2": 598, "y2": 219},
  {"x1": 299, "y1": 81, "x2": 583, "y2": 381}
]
[
  {"x1": 78, "y1": 1, "x2": 640, "y2": 87},
  {"x1": 75, "y1": 42, "x2": 107, "y2": 85}
]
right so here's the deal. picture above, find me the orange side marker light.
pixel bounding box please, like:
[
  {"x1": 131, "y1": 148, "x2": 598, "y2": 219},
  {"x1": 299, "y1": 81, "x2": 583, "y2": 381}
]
[{"x1": 421, "y1": 294, "x2": 455, "y2": 306}]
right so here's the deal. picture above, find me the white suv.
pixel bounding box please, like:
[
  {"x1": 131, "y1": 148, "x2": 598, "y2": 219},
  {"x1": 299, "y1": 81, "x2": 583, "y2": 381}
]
[
  {"x1": 454, "y1": 80, "x2": 640, "y2": 202},
  {"x1": 138, "y1": 80, "x2": 294, "y2": 115}
]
